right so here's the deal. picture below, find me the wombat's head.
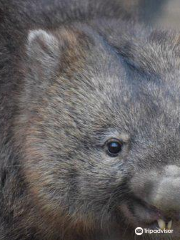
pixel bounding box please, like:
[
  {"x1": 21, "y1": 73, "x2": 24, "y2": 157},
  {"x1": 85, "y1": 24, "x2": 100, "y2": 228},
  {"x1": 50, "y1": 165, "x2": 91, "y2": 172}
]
[{"x1": 16, "y1": 25, "x2": 180, "y2": 238}]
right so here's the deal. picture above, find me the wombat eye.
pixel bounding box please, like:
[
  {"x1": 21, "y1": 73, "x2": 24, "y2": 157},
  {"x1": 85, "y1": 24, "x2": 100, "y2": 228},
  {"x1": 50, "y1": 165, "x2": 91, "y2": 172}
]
[{"x1": 105, "y1": 139, "x2": 123, "y2": 157}]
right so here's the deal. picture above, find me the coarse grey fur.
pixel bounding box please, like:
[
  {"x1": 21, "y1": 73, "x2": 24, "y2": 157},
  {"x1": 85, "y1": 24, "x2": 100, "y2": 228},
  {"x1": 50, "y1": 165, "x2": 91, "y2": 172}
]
[{"x1": 1, "y1": 1, "x2": 180, "y2": 240}]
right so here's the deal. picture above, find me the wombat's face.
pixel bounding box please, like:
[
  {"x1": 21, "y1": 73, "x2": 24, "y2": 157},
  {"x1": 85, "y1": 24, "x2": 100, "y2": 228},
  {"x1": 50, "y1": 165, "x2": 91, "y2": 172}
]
[{"x1": 17, "y1": 26, "x2": 180, "y2": 238}]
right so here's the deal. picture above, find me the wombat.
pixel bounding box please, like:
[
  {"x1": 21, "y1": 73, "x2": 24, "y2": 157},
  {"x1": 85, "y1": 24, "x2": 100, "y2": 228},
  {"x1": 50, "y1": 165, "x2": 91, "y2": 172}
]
[{"x1": 1, "y1": 1, "x2": 180, "y2": 240}]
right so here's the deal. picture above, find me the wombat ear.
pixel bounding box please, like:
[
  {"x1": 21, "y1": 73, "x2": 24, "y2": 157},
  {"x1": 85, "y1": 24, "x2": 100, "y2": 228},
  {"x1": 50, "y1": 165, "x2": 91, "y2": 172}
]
[{"x1": 27, "y1": 29, "x2": 60, "y2": 81}]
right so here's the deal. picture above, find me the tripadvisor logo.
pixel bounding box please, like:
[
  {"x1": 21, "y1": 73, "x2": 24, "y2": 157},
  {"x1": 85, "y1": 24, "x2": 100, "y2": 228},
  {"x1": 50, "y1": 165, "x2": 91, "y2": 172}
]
[
  {"x1": 135, "y1": 227, "x2": 143, "y2": 235},
  {"x1": 135, "y1": 227, "x2": 173, "y2": 235}
]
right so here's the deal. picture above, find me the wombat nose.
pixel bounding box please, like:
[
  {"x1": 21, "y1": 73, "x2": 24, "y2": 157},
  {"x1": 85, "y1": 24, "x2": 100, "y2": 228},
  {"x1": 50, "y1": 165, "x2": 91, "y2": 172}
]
[
  {"x1": 149, "y1": 177, "x2": 180, "y2": 214},
  {"x1": 148, "y1": 165, "x2": 180, "y2": 215},
  {"x1": 131, "y1": 165, "x2": 180, "y2": 220}
]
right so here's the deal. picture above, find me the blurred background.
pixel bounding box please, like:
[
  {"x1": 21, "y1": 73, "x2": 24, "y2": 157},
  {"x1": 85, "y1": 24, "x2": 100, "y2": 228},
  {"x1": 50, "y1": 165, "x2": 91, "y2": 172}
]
[{"x1": 123, "y1": 0, "x2": 180, "y2": 29}]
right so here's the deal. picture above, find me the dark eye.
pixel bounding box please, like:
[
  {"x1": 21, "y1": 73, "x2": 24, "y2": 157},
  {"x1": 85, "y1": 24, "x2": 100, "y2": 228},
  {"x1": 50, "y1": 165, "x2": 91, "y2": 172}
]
[{"x1": 105, "y1": 139, "x2": 123, "y2": 157}]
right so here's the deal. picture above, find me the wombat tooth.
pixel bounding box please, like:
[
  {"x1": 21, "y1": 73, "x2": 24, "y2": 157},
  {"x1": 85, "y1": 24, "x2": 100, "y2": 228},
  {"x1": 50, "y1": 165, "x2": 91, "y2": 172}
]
[{"x1": 157, "y1": 219, "x2": 166, "y2": 230}]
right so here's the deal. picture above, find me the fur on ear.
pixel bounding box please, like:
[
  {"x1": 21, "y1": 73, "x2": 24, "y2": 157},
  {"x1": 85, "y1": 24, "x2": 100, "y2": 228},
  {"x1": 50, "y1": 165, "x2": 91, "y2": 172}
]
[
  {"x1": 28, "y1": 29, "x2": 60, "y2": 60},
  {"x1": 24, "y1": 29, "x2": 63, "y2": 102},
  {"x1": 27, "y1": 29, "x2": 61, "y2": 82}
]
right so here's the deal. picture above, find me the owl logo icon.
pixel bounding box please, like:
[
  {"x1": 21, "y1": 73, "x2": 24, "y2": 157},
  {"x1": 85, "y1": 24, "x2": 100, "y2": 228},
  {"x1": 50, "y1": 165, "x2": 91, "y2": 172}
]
[{"x1": 135, "y1": 227, "x2": 144, "y2": 235}]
